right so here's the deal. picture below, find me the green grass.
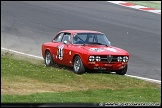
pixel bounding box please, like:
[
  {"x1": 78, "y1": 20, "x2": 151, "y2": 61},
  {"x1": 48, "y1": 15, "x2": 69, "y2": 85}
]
[
  {"x1": 1, "y1": 88, "x2": 161, "y2": 103},
  {"x1": 1, "y1": 51, "x2": 161, "y2": 103},
  {"x1": 2, "y1": 88, "x2": 161, "y2": 103},
  {"x1": 126, "y1": 1, "x2": 161, "y2": 10}
]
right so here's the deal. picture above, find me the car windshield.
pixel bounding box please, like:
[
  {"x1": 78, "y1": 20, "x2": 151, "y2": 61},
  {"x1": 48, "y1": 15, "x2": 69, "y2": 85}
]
[{"x1": 73, "y1": 33, "x2": 111, "y2": 46}]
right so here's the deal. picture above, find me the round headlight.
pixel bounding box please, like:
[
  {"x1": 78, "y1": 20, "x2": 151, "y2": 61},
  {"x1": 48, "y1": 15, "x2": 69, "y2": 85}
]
[
  {"x1": 96, "y1": 56, "x2": 101, "y2": 61},
  {"x1": 117, "y1": 57, "x2": 122, "y2": 62},
  {"x1": 123, "y1": 56, "x2": 129, "y2": 62},
  {"x1": 89, "y1": 56, "x2": 95, "y2": 62}
]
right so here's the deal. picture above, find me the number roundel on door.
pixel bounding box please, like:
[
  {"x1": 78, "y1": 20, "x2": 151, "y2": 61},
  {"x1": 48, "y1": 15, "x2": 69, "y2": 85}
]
[{"x1": 57, "y1": 45, "x2": 64, "y2": 60}]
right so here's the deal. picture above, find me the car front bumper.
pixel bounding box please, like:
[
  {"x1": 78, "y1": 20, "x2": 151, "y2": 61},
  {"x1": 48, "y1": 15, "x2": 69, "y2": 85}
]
[{"x1": 85, "y1": 62, "x2": 128, "y2": 71}]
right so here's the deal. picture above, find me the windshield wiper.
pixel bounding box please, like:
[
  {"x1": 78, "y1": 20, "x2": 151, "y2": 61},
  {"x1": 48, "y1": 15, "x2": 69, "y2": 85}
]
[{"x1": 88, "y1": 42, "x2": 109, "y2": 46}]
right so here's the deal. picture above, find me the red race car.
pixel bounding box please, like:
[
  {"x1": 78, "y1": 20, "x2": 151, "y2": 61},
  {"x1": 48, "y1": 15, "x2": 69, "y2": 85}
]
[{"x1": 42, "y1": 30, "x2": 130, "y2": 75}]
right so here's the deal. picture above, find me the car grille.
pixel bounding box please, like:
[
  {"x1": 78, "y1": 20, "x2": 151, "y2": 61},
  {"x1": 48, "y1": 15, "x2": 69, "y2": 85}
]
[{"x1": 99, "y1": 55, "x2": 123, "y2": 63}]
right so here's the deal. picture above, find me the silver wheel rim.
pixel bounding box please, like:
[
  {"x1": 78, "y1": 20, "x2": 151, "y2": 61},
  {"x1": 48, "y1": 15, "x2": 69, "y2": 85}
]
[
  {"x1": 74, "y1": 58, "x2": 80, "y2": 72},
  {"x1": 46, "y1": 52, "x2": 51, "y2": 65}
]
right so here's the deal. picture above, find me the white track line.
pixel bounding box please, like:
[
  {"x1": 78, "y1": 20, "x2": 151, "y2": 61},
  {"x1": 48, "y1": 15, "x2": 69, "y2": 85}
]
[
  {"x1": 1, "y1": 47, "x2": 161, "y2": 84},
  {"x1": 1, "y1": 47, "x2": 43, "y2": 59},
  {"x1": 125, "y1": 74, "x2": 161, "y2": 84}
]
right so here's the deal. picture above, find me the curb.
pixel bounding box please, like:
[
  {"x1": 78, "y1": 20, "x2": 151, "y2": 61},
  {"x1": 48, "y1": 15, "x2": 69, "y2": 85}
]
[{"x1": 107, "y1": 1, "x2": 161, "y2": 14}]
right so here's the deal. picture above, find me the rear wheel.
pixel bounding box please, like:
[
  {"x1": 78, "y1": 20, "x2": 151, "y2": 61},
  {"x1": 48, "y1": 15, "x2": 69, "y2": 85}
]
[
  {"x1": 73, "y1": 56, "x2": 85, "y2": 74},
  {"x1": 45, "y1": 50, "x2": 53, "y2": 66},
  {"x1": 116, "y1": 65, "x2": 128, "y2": 75}
]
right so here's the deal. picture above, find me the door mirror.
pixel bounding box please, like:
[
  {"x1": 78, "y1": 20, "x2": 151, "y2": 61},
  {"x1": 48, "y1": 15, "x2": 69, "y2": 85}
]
[{"x1": 63, "y1": 40, "x2": 67, "y2": 44}]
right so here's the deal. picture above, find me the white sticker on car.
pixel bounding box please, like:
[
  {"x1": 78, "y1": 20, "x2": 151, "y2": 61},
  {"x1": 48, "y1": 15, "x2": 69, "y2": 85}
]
[
  {"x1": 69, "y1": 51, "x2": 71, "y2": 55},
  {"x1": 57, "y1": 45, "x2": 64, "y2": 60},
  {"x1": 89, "y1": 48, "x2": 105, "y2": 52},
  {"x1": 104, "y1": 48, "x2": 117, "y2": 52},
  {"x1": 89, "y1": 47, "x2": 117, "y2": 52}
]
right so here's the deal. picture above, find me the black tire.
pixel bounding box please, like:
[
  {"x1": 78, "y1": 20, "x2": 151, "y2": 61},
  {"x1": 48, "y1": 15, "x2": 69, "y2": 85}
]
[
  {"x1": 45, "y1": 50, "x2": 53, "y2": 67},
  {"x1": 116, "y1": 65, "x2": 128, "y2": 75},
  {"x1": 73, "y1": 56, "x2": 85, "y2": 74}
]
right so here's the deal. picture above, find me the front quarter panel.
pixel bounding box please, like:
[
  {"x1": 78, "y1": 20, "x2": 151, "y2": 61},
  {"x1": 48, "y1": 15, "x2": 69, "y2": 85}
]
[{"x1": 70, "y1": 45, "x2": 89, "y2": 66}]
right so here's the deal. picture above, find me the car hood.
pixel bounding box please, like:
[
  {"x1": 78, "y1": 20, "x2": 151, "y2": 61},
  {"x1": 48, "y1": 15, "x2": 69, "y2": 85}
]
[{"x1": 80, "y1": 45, "x2": 129, "y2": 55}]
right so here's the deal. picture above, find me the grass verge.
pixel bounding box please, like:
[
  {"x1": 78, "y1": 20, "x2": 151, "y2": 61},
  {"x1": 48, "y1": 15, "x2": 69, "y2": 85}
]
[
  {"x1": 126, "y1": 1, "x2": 161, "y2": 10},
  {"x1": 1, "y1": 51, "x2": 161, "y2": 103}
]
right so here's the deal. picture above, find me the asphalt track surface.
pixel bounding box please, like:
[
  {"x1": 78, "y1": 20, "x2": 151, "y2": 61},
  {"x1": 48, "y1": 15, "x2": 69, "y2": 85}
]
[{"x1": 1, "y1": 1, "x2": 161, "y2": 81}]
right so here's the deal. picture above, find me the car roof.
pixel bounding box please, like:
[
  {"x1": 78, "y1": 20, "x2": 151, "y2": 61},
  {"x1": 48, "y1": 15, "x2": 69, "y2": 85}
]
[{"x1": 60, "y1": 30, "x2": 103, "y2": 34}]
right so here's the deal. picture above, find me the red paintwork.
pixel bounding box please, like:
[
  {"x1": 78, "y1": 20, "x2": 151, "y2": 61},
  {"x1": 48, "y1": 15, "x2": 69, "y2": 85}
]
[{"x1": 42, "y1": 30, "x2": 130, "y2": 71}]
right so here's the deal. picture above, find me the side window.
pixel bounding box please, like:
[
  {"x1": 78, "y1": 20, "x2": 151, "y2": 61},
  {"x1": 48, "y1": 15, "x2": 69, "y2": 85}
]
[
  {"x1": 61, "y1": 33, "x2": 71, "y2": 44},
  {"x1": 53, "y1": 33, "x2": 64, "y2": 42}
]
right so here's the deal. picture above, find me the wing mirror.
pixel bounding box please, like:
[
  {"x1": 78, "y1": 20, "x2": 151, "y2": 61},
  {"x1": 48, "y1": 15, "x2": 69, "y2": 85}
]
[{"x1": 63, "y1": 40, "x2": 67, "y2": 44}]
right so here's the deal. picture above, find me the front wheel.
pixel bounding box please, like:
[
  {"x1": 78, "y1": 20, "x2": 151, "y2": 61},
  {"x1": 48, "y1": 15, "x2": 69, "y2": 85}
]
[
  {"x1": 73, "y1": 56, "x2": 85, "y2": 74},
  {"x1": 116, "y1": 65, "x2": 128, "y2": 75},
  {"x1": 45, "y1": 50, "x2": 53, "y2": 66}
]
